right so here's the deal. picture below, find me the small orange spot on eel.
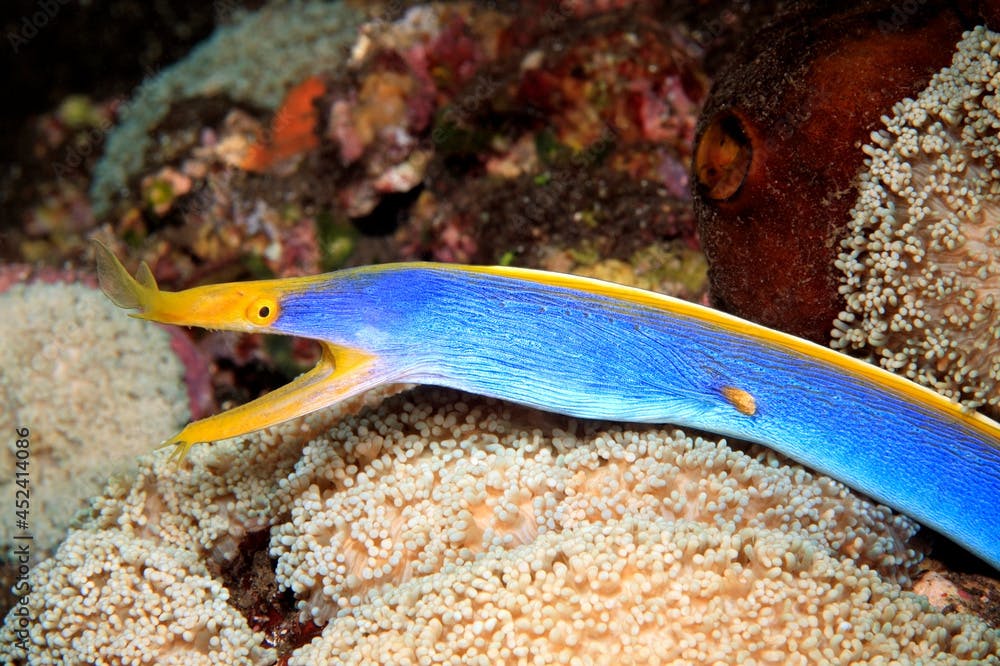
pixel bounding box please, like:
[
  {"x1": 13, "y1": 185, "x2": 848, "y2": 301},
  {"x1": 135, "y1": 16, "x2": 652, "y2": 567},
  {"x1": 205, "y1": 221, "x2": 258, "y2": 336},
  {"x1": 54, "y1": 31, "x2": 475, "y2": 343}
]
[{"x1": 721, "y1": 385, "x2": 757, "y2": 416}]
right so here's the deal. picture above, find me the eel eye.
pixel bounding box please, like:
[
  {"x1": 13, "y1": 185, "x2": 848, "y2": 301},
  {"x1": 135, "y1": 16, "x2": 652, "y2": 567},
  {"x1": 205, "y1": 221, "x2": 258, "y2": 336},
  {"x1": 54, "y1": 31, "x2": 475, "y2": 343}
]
[{"x1": 247, "y1": 297, "x2": 278, "y2": 326}]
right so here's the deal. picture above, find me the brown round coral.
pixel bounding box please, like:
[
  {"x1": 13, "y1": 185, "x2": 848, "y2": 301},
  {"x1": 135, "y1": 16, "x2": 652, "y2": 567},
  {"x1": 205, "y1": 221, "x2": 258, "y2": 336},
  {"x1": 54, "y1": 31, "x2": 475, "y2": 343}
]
[{"x1": 692, "y1": 1, "x2": 980, "y2": 342}]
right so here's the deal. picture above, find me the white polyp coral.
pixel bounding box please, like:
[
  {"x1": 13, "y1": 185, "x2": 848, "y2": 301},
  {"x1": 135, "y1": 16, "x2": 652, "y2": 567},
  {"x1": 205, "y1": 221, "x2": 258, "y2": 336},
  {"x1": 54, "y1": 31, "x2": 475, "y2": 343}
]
[
  {"x1": 833, "y1": 25, "x2": 1000, "y2": 413},
  {"x1": 0, "y1": 528, "x2": 274, "y2": 665},
  {"x1": 0, "y1": 282, "x2": 188, "y2": 556},
  {"x1": 83, "y1": 386, "x2": 401, "y2": 564},
  {"x1": 268, "y1": 389, "x2": 997, "y2": 663},
  {"x1": 0, "y1": 383, "x2": 395, "y2": 665},
  {"x1": 292, "y1": 519, "x2": 996, "y2": 666},
  {"x1": 4, "y1": 386, "x2": 998, "y2": 664},
  {"x1": 270, "y1": 395, "x2": 921, "y2": 627}
]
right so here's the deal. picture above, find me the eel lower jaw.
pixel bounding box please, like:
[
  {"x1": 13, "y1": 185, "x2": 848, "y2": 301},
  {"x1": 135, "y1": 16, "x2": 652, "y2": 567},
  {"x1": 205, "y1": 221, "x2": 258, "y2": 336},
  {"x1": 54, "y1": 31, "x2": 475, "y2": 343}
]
[{"x1": 154, "y1": 343, "x2": 385, "y2": 466}]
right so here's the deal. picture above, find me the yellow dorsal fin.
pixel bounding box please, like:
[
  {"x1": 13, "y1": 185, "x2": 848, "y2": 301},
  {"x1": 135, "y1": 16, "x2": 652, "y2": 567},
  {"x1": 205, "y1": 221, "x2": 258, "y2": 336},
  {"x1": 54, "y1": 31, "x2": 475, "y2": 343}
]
[{"x1": 92, "y1": 240, "x2": 154, "y2": 312}]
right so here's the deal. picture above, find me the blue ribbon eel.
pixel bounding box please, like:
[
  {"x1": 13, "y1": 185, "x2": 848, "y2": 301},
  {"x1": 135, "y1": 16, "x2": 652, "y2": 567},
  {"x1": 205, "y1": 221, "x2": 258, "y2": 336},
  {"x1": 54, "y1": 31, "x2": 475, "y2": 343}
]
[{"x1": 94, "y1": 242, "x2": 1000, "y2": 570}]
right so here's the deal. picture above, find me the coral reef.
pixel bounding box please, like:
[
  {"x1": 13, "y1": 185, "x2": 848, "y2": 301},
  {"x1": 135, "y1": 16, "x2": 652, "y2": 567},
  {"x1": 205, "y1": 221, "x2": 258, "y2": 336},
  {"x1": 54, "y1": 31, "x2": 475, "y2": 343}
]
[
  {"x1": 4, "y1": 1, "x2": 999, "y2": 662},
  {"x1": 3, "y1": 93, "x2": 110, "y2": 265},
  {"x1": 385, "y1": 3, "x2": 707, "y2": 270},
  {"x1": 4, "y1": 387, "x2": 998, "y2": 663},
  {"x1": 238, "y1": 76, "x2": 326, "y2": 173},
  {"x1": 4, "y1": 528, "x2": 274, "y2": 665},
  {"x1": 692, "y1": 1, "x2": 987, "y2": 342},
  {"x1": 269, "y1": 393, "x2": 919, "y2": 624},
  {"x1": 89, "y1": 0, "x2": 364, "y2": 215},
  {"x1": 832, "y1": 25, "x2": 1000, "y2": 414},
  {"x1": 0, "y1": 387, "x2": 393, "y2": 664},
  {"x1": 77, "y1": 1, "x2": 708, "y2": 296},
  {"x1": 0, "y1": 281, "x2": 188, "y2": 557},
  {"x1": 294, "y1": 522, "x2": 993, "y2": 665},
  {"x1": 1, "y1": 1, "x2": 780, "y2": 427},
  {"x1": 915, "y1": 569, "x2": 1000, "y2": 627}
]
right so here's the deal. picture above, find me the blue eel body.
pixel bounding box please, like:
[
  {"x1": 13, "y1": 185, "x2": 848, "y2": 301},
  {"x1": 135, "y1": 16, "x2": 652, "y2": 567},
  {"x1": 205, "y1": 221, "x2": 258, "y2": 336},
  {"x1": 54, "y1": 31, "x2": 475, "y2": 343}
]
[{"x1": 264, "y1": 263, "x2": 1000, "y2": 569}]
